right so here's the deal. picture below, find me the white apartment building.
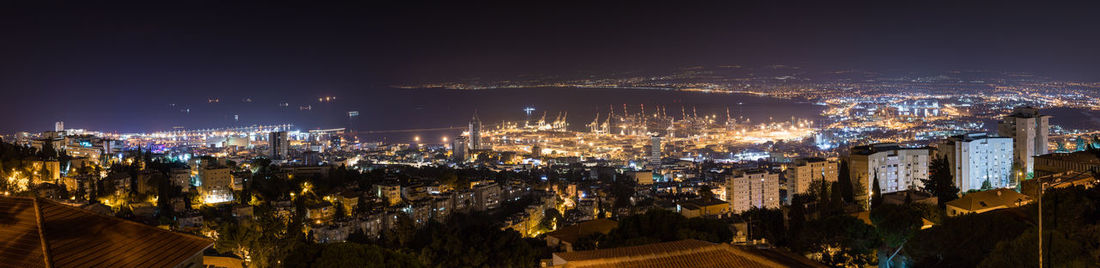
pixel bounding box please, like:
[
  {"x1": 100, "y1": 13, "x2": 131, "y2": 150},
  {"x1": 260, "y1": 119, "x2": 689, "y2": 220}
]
[{"x1": 725, "y1": 169, "x2": 780, "y2": 213}]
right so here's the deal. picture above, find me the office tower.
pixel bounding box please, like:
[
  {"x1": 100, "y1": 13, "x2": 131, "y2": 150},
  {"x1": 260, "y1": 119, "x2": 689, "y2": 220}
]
[
  {"x1": 788, "y1": 157, "x2": 839, "y2": 195},
  {"x1": 468, "y1": 112, "x2": 482, "y2": 150},
  {"x1": 270, "y1": 131, "x2": 289, "y2": 160},
  {"x1": 849, "y1": 143, "x2": 930, "y2": 203},
  {"x1": 54, "y1": 121, "x2": 64, "y2": 132},
  {"x1": 452, "y1": 136, "x2": 468, "y2": 162},
  {"x1": 649, "y1": 135, "x2": 662, "y2": 166},
  {"x1": 939, "y1": 133, "x2": 1013, "y2": 191},
  {"x1": 726, "y1": 169, "x2": 780, "y2": 213},
  {"x1": 997, "y1": 106, "x2": 1050, "y2": 177}
]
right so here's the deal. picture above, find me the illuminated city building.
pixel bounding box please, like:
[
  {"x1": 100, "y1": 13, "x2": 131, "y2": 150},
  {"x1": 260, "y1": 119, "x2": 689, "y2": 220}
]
[
  {"x1": 849, "y1": 143, "x2": 929, "y2": 203},
  {"x1": 725, "y1": 169, "x2": 780, "y2": 213},
  {"x1": 468, "y1": 112, "x2": 483, "y2": 150},
  {"x1": 452, "y1": 136, "x2": 468, "y2": 162},
  {"x1": 997, "y1": 106, "x2": 1050, "y2": 177},
  {"x1": 787, "y1": 157, "x2": 839, "y2": 196},
  {"x1": 938, "y1": 133, "x2": 1013, "y2": 191},
  {"x1": 270, "y1": 131, "x2": 289, "y2": 160},
  {"x1": 648, "y1": 135, "x2": 662, "y2": 167}
]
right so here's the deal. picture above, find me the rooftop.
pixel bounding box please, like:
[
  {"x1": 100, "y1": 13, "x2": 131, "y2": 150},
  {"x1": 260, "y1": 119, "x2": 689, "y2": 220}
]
[
  {"x1": 544, "y1": 219, "x2": 619, "y2": 245},
  {"x1": 551, "y1": 239, "x2": 823, "y2": 268},
  {"x1": 0, "y1": 196, "x2": 212, "y2": 267},
  {"x1": 946, "y1": 188, "x2": 1032, "y2": 212}
]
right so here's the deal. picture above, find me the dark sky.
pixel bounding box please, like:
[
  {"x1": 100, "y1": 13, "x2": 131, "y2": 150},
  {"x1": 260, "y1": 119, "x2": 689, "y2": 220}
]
[{"x1": 2, "y1": 1, "x2": 1100, "y2": 133}]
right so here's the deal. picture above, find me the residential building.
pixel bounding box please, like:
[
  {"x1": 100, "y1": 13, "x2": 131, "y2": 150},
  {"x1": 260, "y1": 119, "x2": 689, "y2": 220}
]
[
  {"x1": 375, "y1": 183, "x2": 402, "y2": 205},
  {"x1": 648, "y1": 135, "x2": 661, "y2": 166},
  {"x1": 787, "y1": 157, "x2": 838, "y2": 195},
  {"x1": 939, "y1": 133, "x2": 1013, "y2": 191},
  {"x1": 544, "y1": 219, "x2": 618, "y2": 252},
  {"x1": 198, "y1": 165, "x2": 233, "y2": 204},
  {"x1": 677, "y1": 198, "x2": 730, "y2": 218},
  {"x1": 452, "y1": 136, "x2": 468, "y2": 162},
  {"x1": 468, "y1": 113, "x2": 482, "y2": 150},
  {"x1": 849, "y1": 143, "x2": 929, "y2": 203},
  {"x1": 726, "y1": 169, "x2": 780, "y2": 213},
  {"x1": 997, "y1": 106, "x2": 1050, "y2": 176},
  {"x1": 1021, "y1": 170, "x2": 1099, "y2": 199},
  {"x1": 945, "y1": 188, "x2": 1032, "y2": 217},
  {"x1": 1032, "y1": 151, "x2": 1100, "y2": 177},
  {"x1": 270, "y1": 131, "x2": 289, "y2": 160},
  {"x1": 626, "y1": 170, "x2": 654, "y2": 185}
]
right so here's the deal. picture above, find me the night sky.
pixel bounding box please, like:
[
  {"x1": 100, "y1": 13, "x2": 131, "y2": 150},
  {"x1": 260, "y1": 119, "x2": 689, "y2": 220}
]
[{"x1": 2, "y1": 1, "x2": 1100, "y2": 133}]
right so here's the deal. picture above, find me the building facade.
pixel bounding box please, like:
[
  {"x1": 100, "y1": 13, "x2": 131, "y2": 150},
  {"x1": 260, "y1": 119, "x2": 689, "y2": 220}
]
[
  {"x1": 787, "y1": 157, "x2": 838, "y2": 195},
  {"x1": 849, "y1": 143, "x2": 929, "y2": 203},
  {"x1": 725, "y1": 169, "x2": 780, "y2": 213},
  {"x1": 270, "y1": 131, "x2": 289, "y2": 160},
  {"x1": 648, "y1": 135, "x2": 662, "y2": 166},
  {"x1": 940, "y1": 133, "x2": 1014, "y2": 191},
  {"x1": 468, "y1": 113, "x2": 482, "y2": 151},
  {"x1": 997, "y1": 106, "x2": 1050, "y2": 176}
]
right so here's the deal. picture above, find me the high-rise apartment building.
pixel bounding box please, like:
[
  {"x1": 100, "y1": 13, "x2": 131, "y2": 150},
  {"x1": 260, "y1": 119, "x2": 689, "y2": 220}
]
[
  {"x1": 787, "y1": 157, "x2": 839, "y2": 195},
  {"x1": 452, "y1": 136, "x2": 468, "y2": 162},
  {"x1": 468, "y1": 113, "x2": 482, "y2": 151},
  {"x1": 725, "y1": 169, "x2": 780, "y2": 213},
  {"x1": 649, "y1": 135, "x2": 662, "y2": 166},
  {"x1": 849, "y1": 143, "x2": 929, "y2": 203},
  {"x1": 938, "y1": 133, "x2": 1013, "y2": 191},
  {"x1": 997, "y1": 106, "x2": 1050, "y2": 176},
  {"x1": 270, "y1": 131, "x2": 289, "y2": 160}
]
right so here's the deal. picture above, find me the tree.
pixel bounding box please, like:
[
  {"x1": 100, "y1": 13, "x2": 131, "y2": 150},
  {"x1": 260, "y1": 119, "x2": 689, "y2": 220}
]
[
  {"x1": 871, "y1": 173, "x2": 883, "y2": 209},
  {"x1": 538, "y1": 208, "x2": 563, "y2": 232},
  {"x1": 904, "y1": 211, "x2": 1030, "y2": 267},
  {"x1": 742, "y1": 208, "x2": 787, "y2": 246},
  {"x1": 922, "y1": 157, "x2": 959, "y2": 208},
  {"x1": 598, "y1": 209, "x2": 733, "y2": 248},
  {"x1": 282, "y1": 242, "x2": 425, "y2": 268},
  {"x1": 788, "y1": 194, "x2": 810, "y2": 251},
  {"x1": 698, "y1": 184, "x2": 715, "y2": 200},
  {"x1": 979, "y1": 228, "x2": 1092, "y2": 268},
  {"x1": 870, "y1": 204, "x2": 922, "y2": 248},
  {"x1": 801, "y1": 215, "x2": 880, "y2": 267}
]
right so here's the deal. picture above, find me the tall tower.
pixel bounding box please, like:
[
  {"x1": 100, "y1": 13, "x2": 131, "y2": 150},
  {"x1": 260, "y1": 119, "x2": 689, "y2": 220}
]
[
  {"x1": 468, "y1": 112, "x2": 482, "y2": 151},
  {"x1": 997, "y1": 106, "x2": 1050, "y2": 177},
  {"x1": 452, "y1": 136, "x2": 468, "y2": 162},
  {"x1": 54, "y1": 121, "x2": 64, "y2": 132},
  {"x1": 649, "y1": 135, "x2": 662, "y2": 166},
  {"x1": 270, "y1": 131, "x2": 289, "y2": 160}
]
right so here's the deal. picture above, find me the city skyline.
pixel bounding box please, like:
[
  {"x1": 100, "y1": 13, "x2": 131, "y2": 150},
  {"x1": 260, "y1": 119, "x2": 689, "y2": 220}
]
[{"x1": 2, "y1": 1, "x2": 1100, "y2": 267}]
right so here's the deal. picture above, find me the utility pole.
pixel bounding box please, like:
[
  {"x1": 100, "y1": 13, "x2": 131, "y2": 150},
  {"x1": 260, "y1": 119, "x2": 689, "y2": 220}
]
[{"x1": 1039, "y1": 182, "x2": 1045, "y2": 268}]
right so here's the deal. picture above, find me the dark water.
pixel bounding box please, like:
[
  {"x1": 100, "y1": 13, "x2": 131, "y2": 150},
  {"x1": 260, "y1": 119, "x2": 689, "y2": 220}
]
[
  {"x1": 43, "y1": 87, "x2": 824, "y2": 142},
  {"x1": 350, "y1": 87, "x2": 824, "y2": 143}
]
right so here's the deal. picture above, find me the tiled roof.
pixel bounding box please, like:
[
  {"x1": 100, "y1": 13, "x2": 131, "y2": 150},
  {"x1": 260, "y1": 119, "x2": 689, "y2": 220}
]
[
  {"x1": 545, "y1": 219, "x2": 618, "y2": 244},
  {"x1": 946, "y1": 188, "x2": 1031, "y2": 211},
  {"x1": 553, "y1": 239, "x2": 824, "y2": 268},
  {"x1": 0, "y1": 196, "x2": 213, "y2": 268}
]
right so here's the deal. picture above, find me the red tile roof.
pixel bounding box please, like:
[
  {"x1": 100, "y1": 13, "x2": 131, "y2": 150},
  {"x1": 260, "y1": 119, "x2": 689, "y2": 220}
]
[
  {"x1": 552, "y1": 239, "x2": 824, "y2": 268},
  {"x1": 0, "y1": 196, "x2": 213, "y2": 268}
]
